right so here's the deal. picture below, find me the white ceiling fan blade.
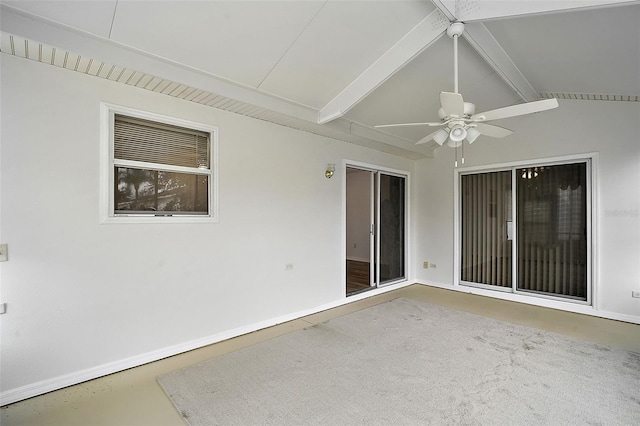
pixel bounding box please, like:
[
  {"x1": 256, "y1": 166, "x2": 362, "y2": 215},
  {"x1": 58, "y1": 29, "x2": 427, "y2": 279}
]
[
  {"x1": 475, "y1": 123, "x2": 513, "y2": 138},
  {"x1": 440, "y1": 92, "x2": 465, "y2": 118},
  {"x1": 471, "y1": 98, "x2": 559, "y2": 122},
  {"x1": 375, "y1": 121, "x2": 443, "y2": 128},
  {"x1": 416, "y1": 129, "x2": 449, "y2": 145}
]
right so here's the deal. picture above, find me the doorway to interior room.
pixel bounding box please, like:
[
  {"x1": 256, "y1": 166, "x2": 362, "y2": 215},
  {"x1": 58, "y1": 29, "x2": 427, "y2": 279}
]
[{"x1": 346, "y1": 165, "x2": 406, "y2": 296}]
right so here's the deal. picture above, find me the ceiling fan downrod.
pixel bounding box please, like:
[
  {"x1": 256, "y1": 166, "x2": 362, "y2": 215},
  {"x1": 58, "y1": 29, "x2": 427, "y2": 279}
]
[{"x1": 447, "y1": 22, "x2": 465, "y2": 94}]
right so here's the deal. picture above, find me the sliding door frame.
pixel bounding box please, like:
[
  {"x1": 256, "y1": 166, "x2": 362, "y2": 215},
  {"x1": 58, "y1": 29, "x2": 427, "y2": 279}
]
[
  {"x1": 344, "y1": 160, "x2": 410, "y2": 294},
  {"x1": 454, "y1": 153, "x2": 598, "y2": 307}
]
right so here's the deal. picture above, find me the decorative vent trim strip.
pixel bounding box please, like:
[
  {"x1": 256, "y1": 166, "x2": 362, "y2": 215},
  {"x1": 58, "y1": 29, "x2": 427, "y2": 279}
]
[{"x1": 539, "y1": 92, "x2": 639, "y2": 102}]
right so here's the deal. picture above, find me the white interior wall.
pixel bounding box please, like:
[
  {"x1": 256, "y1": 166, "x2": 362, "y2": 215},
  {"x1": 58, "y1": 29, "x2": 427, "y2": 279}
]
[
  {"x1": 414, "y1": 99, "x2": 640, "y2": 321},
  {"x1": 2, "y1": 49, "x2": 638, "y2": 405},
  {"x1": 0, "y1": 55, "x2": 414, "y2": 399}
]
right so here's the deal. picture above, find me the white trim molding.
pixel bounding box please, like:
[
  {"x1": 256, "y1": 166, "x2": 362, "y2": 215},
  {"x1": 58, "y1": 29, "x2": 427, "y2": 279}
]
[{"x1": 415, "y1": 280, "x2": 639, "y2": 325}]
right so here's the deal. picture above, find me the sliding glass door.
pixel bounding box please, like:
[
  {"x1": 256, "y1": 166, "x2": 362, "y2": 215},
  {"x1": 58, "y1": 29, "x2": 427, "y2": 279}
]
[
  {"x1": 459, "y1": 160, "x2": 590, "y2": 303},
  {"x1": 346, "y1": 167, "x2": 406, "y2": 296}
]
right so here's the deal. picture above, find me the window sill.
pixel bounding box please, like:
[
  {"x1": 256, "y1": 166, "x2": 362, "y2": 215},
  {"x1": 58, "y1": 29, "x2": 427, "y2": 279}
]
[{"x1": 100, "y1": 215, "x2": 218, "y2": 224}]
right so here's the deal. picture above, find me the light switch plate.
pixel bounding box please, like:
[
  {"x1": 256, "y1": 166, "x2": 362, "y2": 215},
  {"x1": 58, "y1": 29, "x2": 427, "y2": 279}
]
[{"x1": 0, "y1": 244, "x2": 7, "y2": 262}]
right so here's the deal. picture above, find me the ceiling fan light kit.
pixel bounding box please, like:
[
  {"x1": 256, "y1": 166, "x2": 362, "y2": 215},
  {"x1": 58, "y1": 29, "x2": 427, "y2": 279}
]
[
  {"x1": 432, "y1": 129, "x2": 449, "y2": 145},
  {"x1": 449, "y1": 125, "x2": 467, "y2": 143},
  {"x1": 375, "y1": 21, "x2": 559, "y2": 159},
  {"x1": 465, "y1": 127, "x2": 481, "y2": 144}
]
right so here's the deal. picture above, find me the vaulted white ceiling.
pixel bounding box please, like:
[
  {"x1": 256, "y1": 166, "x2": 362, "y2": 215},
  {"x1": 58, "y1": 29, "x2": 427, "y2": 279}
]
[{"x1": 1, "y1": 0, "x2": 639, "y2": 158}]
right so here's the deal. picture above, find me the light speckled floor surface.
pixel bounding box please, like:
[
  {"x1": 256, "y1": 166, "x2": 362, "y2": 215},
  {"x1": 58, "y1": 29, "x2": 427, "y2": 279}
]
[{"x1": 2, "y1": 285, "x2": 639, "y2": 426}]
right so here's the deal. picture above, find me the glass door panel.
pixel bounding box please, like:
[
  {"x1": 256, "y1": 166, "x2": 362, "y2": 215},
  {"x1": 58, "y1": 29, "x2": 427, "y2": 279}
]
[
  {"x1": 460, "y1": 171, "x2": 512, "y2": 288},
  {"x1": 378, "y1": 174, "x2": 405, "y2": 284},
  {"x1": 516, "y1": 163, "x2": 587, "y2": 300},
  {"x1": 345, "y1": 168, "x2": 374, "y2": 295}
]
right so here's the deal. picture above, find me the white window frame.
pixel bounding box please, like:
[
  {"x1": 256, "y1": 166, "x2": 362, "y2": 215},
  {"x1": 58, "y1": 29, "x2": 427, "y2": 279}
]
[
  {"x1": 453, "y1": 153, "x2": 598, "y2": 309},
  {"x1": 100, "y1": 103, "x2": 219, "y2": 224}
]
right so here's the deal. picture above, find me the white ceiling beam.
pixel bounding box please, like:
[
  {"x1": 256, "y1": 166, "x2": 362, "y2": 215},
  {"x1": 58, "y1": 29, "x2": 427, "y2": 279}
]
[
  {"x1": 431, "y1": 1, "x2": 539, "y2": 102},
  {"x1": 317, "y1": 8, "x2": 449, "y2": 124},
  {"x1": 454, "y1": 0, "x2": 639, "y2": 22},
  {"x1": 430, "y1": 0, "x2": 457, "y2": 21},
  {"x1": 463, "y1": 22, "x2": 538, "y2": 102}
]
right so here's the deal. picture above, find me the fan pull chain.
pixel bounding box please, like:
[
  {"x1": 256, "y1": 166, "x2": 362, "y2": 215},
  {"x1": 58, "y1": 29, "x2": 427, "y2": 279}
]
[
  {"x1": 454, "y1": 142, "x2": 465, "y2": 167},
  {"x1": 454, "y1": 144, "x2": 458, "y2": 167}
]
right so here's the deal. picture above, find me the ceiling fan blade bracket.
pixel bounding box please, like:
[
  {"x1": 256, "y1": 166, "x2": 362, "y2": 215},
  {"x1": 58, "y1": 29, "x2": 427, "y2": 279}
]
[{"x1": 440, "y1": 92, "x2": 465, "y2": 118}]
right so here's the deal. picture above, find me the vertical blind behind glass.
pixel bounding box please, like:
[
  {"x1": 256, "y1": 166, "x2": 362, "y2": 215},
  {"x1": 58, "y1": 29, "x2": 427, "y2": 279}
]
[
  {"x1": 461, "y1": 171, "x2": 513, "y2": 288},
  {"x1": 516, "y1": 163, "x2": 587, "y2": 299}
]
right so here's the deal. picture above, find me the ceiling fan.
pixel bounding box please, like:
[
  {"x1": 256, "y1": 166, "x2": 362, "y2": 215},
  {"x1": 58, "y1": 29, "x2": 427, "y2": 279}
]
[{"x1": 375, "y1": 22, "x2": 559, "y2": 148}]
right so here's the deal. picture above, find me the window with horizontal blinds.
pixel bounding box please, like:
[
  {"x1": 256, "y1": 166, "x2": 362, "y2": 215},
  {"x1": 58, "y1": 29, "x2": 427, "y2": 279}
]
[
  {"x1": 103, "y1": 106, "x2": 217, "y2": 220},
  {"x1": 114, "y1": 115, "x2": 210, "y2": 169}
]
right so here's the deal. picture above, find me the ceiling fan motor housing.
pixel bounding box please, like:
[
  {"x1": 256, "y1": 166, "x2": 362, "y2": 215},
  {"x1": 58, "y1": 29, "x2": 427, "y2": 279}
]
[
  {"x1": 439, "y1": 102, "x2": 475, "y2": 120},
  {"x1": 447, "y1": 22, "x2": 465, "y2": 38}
]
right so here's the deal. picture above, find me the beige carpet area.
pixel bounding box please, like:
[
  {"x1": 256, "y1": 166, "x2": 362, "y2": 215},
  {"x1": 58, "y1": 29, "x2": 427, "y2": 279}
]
[{"x1": 158, "y1": 298, "x2": 640, "y2": 425}]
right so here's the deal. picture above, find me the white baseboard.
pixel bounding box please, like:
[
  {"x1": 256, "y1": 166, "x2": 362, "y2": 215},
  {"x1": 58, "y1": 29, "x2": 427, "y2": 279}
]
[
  {"x1": 415, "y1": 280, "x2": 640, "y2": 325},
  {"x1": 1, "y1": 280, "x2": 413, "y2": 407}
]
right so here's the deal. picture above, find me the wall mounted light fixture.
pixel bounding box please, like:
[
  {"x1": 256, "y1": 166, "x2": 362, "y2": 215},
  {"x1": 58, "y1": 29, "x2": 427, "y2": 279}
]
[{"x1": 325, "y1": 164, "x2": 336, "y2": 179}]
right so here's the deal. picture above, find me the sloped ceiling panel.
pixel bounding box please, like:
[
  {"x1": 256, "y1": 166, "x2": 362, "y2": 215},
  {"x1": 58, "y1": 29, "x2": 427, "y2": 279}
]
[
  {"x1": 2, "y1": 0, "x2": 117, "y2": 37},
  {"x1": 258, "y1": 0, "x2": 435, "y2": 109},
  {"x1": 110, "y1": 1, "x2": 326, "y2": 89},
  {"x1": 484, "y1": 4, "x2": 640, "y2": 97}
]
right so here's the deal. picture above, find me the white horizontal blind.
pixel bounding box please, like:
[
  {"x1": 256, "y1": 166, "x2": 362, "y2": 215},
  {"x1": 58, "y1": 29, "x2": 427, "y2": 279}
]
[{"x1": 114, "y1": 115, "x2": 210, "y2": 169}]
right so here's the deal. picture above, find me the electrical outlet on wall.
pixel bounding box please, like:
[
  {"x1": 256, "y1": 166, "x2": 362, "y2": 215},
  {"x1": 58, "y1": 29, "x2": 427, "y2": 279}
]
[{"x1": 632, "y1": 291, "x2": 640, "y2": 298}]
